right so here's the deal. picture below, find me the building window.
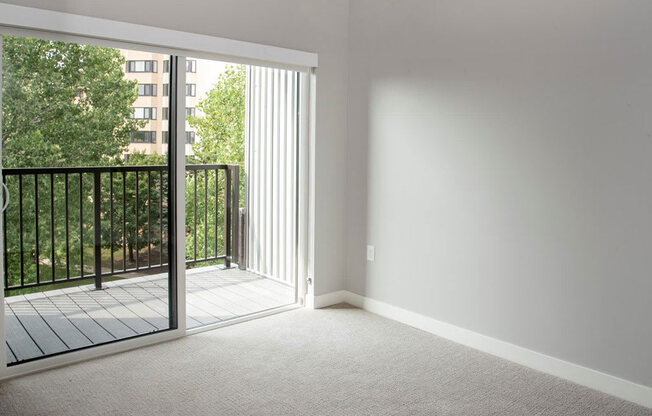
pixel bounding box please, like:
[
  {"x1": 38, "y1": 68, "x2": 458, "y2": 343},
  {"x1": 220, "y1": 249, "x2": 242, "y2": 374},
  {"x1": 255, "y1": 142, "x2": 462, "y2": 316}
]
[
  {"x1": 162, "y1": 107, "x2": 192, "y2": 119},
  {"x1": 164, "y1": 59, "x2": 194, "y2": 73},
  {"x1": 186, "y1": 84, "x2": 196, "y2": 97},
  {"x1": 186, "y1": 131, "x2": 196, "y2": 144},
  {"x1": 162, "y1": 131, "x2": 169, "y2": 144},
  {"x1": 126, "y1": 60, "x2": 158, "y2": 73},
  {"x1": 137, "y1": 84, "x2": 157, "y2": 96},
  {"x1": 130, "y1": 131, "x2": 156, "y2": 143},
  {"x1": 163, "y1": 84, "x2": 169, "y2": 97},
  {"x1": 131, "y1": 107, "x2": 157, "y2": 120}
]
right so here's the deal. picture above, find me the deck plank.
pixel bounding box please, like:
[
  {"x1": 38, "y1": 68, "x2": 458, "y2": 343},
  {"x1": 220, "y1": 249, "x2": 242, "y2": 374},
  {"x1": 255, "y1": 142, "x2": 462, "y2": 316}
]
[
  {"x1": 43, "y1": 292, "x2": 115, "y2": 345},
  {"x1": 254, "y1": 278, "x2": 295, "y2": 298},
  {"x1": 4, "y1": 267, "x2": 296, "y2": 363},
  {"x1": 182, "y1": 290, "x2": 236, "y2": 323},
  {"x1": 226, "y1": 278, "x2": 294, "y2": 307},
  {"x1": 118, "y1": 283, "x2": 170, "y2": 319},
  {"x1": 134, "y1": 280, "x2": 207, "y2": 328},
  {"x1": 6, "y1": 301, "x2": 68, "y2": 356},
  {"x1": 101, "y1": 285, "x2": 169, "y2": 330},
  {"x1": 4, "y1": 306, "x2": 43, "y2": 362},
  {"x1": 78, "y1": 286, "x2": 162, "y2": 333},
  {"x1": 6, "y1": 342, "x2": 17, "y2": 364},
  {"x1": 193, "y1": 270, "x2": 290, "y2": 302},
  {"x1": 150, "y1": 277, "x2": 235, "y2": 324},
  {"x1": 26, "y1": 297, "x2": 93, "y2": 350},
  {"x1": 192, "y1": 275, "x2": 280, "y2": 310},
  {"x1": 186, "y1": 279, "x2": 264, "y2": 316},
  {"x1": 187, "y1": 269, "x2": 293, "y2": 318},
  {"x1": 62, "y1": 291, "x2": 138, "y2": 339}
]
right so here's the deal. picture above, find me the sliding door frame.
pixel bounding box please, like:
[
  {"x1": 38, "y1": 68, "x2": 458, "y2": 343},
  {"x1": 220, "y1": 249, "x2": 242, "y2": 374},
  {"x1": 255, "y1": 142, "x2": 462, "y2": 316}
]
[{"x1": 0, "y1": 4, "x2": 317, "y2": 380}]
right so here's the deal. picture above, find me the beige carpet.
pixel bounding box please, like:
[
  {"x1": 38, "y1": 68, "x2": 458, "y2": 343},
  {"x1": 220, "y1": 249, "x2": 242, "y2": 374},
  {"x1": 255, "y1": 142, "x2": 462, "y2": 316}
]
[{"x1": 0, "y1": 304, "x2": 649, "y2": 415}]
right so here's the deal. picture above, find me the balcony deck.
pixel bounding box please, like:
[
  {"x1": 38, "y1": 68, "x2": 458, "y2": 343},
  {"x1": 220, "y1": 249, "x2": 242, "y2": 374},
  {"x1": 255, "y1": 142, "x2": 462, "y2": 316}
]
[{"x1": 4, "y1": 266, "x2": 294, "y2": 364}]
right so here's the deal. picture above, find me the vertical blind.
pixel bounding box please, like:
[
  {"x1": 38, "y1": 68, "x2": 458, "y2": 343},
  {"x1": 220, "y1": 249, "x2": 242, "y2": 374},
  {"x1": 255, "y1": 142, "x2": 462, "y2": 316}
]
[{"x1": 245, "y1": 66, "x2": 299, "y2": 287}]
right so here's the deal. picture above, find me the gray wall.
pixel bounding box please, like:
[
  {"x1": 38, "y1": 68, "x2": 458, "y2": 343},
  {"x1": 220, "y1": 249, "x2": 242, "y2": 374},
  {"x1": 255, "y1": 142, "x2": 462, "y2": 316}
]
[
  {"x1": 0, "y1": 0, "x2": 350, "y2": 295},
  {"x1": 346, "y1": 0, "x2": 652, "y2": 387}
]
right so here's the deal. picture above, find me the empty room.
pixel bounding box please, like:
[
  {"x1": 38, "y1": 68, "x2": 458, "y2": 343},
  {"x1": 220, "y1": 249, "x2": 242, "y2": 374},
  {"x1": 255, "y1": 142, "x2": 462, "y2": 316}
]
[{"x1": 0, "y1": 1, "x2": 650, "y2": 415}]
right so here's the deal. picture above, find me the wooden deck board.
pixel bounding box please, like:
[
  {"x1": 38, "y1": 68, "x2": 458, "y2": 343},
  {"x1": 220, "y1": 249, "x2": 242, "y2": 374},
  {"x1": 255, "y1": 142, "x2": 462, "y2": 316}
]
[
  {"x1": 25, "y1": 297, "x2": 93, "y2": 350},
  {"x1": 62, "y1": 291, "x2": 140, "y2": 339},
  {"x1": 187, "y1": 277, "x2": 281, "y2": 317},
  {"x1": 185, "y1": 279, "x2": 256, "y2": 317},
  {"x1": 6, "y1": 342, "x2": 16, "y2": 363},
  {"x1": 4, "y1": 307, "x2": 43, "y2": 361},
  {"x1": 131, "y1": 281, "x2": 207, "y2": 329},
  {"x1": 40, "y1": 292, "x2": 115, "y2": 345},
  {"x1": 113, "y1": 284, "x2": 171, "y2": 323},
  {"x1": 138, "y1": 279, "x2": 217, "y2": 327},
  {"x1": 5, "y1": 301, "x2": 68, "y2": 356},
  {"x1": 192, "y1": 270, "x2": 293, "y2": 309},
  {"x1": 189, "y1": 273, "x2": 280, "y2": 311},
  {"x1": 4, "y1": 267, "x2": 294, "y2": 364},
  {"x1": 81, "y1": 285, "x2": 165, "y2": 332},
  {"x1": 151, "y1": 277, "x2": 237, "y2": 323}
]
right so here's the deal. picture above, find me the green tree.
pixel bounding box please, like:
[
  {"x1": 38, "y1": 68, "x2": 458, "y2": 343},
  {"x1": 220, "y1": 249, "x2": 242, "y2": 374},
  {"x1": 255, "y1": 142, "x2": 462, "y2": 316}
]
[
  {"x1": 186, "y1": 65, "x2": 245, "y2": 262},
  {"x1": 188, "y1": 65, "x2": 245, "y2": 167},
  {"x1": 1, "y1": 35, "x2": 142, "y2": 168},
  {"x1": 1, "y1": 36, "x2": 144, "y2": 289},
  {"x1": 119, "y1": 152, "x2": 168, "y2": 265}
]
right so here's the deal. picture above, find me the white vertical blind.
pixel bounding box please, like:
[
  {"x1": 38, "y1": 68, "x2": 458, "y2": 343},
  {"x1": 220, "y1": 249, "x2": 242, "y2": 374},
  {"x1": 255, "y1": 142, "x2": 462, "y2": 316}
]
[{"x1": 245, "y1": 66, "x2": 298, "y2": 286}]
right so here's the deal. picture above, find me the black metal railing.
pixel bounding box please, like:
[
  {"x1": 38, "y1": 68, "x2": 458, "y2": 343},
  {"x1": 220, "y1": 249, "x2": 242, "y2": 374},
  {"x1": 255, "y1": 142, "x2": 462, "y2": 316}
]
[
  {"x1": 184, "y1": 164, "x2": 239, "y2": 268},
  {"x1": 2, "y1": 164, "x2": 239, "y2": 292}
]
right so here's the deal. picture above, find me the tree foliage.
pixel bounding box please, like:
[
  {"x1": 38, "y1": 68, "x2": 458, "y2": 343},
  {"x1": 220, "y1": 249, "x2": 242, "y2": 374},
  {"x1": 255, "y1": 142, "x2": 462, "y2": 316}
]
[
  {"x1": 185, "y1": 65, "x2": 246, "y2": 261},
  {"x1": 1, "y1": 36, "x2": 146, "y2": 289},
  {"x1": 188, "y1": 65, "x2": 245, "y2": 167},
  {"x1": 1, "y1": 35, "x2": 142, "y2": 168},
  {"x1": 1, "y1": 38, "x2": 247, "y2": 289}
]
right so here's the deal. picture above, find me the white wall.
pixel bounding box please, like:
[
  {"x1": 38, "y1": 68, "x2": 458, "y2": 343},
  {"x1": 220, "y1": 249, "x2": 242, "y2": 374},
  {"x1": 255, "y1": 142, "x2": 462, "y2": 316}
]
[
  {"x1": 0, "y1": 0, "x2": 350, "y2": 295},
  {"x1": 346, "y1": 0, "x2": 652, "y2": 387}
]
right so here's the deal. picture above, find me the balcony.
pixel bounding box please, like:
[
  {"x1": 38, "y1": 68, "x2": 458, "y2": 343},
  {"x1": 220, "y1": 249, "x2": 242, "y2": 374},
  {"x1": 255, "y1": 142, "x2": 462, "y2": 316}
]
[
  {"x1": 2, "y1": 164, "x2": 294, "y2": 364},
  {"x1": 5, "y1": 266, "x2": 293, "y2": 364}
]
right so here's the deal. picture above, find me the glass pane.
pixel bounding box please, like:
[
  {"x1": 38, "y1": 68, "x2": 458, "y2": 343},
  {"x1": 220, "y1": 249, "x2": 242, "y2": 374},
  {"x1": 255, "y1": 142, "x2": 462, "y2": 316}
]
[
  {"x1": 1, "y1": 35, "x2": 174, "y2": 365},
  {"x1": 183, "y1": 58, "x2": 296, "y2": 330}
]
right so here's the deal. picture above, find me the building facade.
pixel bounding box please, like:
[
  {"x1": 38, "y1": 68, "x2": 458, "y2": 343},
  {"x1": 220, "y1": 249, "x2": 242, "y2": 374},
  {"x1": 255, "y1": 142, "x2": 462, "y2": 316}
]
[{"x1": 120, "y1": 49, "x2": 198, "y2": 158}]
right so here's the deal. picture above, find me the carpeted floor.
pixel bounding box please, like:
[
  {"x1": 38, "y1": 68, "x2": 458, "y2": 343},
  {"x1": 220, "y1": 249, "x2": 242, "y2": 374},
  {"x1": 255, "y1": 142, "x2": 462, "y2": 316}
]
[{"x1": 0, "y1": 304, "x2": 650, "y2": 415}]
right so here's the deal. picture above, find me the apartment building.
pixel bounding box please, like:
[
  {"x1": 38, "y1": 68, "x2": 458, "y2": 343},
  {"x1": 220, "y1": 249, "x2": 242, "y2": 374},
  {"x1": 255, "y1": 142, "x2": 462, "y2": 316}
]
[{"x1": 120, "y1": 49, "x2": 197, "y2": 158}]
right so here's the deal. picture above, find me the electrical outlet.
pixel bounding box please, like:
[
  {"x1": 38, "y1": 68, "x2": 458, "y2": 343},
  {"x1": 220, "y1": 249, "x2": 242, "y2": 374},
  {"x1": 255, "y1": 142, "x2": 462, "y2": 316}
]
[{"x1": 366, "y1": 245, "x2": 375, "y2": 262}]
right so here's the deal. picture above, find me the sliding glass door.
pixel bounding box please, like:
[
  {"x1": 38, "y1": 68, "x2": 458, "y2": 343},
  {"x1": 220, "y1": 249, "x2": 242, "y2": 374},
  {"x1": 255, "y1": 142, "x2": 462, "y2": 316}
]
[
  {"x1": 0, "y1": 29, "x2": 311, "y2": 367},
  {"x1": 1, "y1": 35, "x2": 177, "y2": 364},
  {"x1": 181, "y1": 58, "x2": 301, "y2": 330}
]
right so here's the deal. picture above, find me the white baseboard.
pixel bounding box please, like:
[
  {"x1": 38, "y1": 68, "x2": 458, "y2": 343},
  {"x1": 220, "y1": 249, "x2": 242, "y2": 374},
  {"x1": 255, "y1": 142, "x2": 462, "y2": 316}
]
[
  {"x1": 312, "y1": 290, "x2": 652, "y2": 409},
  {"x1": 310, "y1": 290, "x2": 349, "y2": 309}
]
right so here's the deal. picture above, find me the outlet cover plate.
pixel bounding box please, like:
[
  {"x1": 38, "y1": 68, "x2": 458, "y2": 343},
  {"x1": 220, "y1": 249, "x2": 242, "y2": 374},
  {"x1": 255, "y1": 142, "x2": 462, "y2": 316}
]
[{"x1": 366, "y1": 245, "x2": 375, "y2": 261}]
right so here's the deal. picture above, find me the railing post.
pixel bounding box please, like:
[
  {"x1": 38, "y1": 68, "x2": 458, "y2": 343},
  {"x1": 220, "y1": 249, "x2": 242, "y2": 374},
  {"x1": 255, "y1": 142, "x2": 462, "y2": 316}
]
[
  {"x1": 93, "y1": 171, "x2": 102, "y2": 289},
  {"x1": 224, "y1": 167, "x2": 232, "y2": 268},
  {"x1": 232, "y1": 166, "x2": 240, "y2": 269}
]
